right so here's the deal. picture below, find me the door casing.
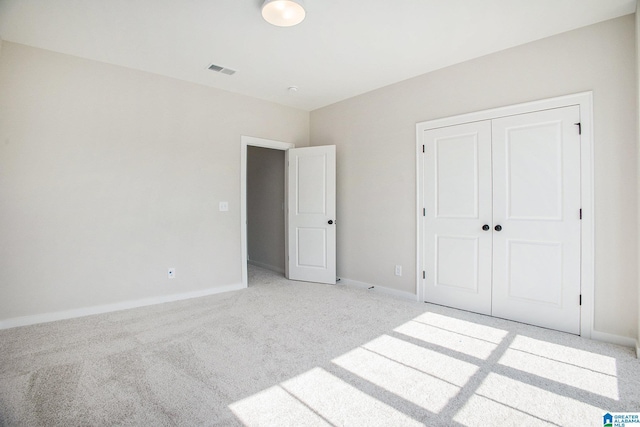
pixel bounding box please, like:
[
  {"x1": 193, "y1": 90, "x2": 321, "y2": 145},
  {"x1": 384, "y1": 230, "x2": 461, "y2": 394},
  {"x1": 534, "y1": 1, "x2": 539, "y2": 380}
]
[{"x1": 416, "y1": 92, "x2": 594, "y2": 338}]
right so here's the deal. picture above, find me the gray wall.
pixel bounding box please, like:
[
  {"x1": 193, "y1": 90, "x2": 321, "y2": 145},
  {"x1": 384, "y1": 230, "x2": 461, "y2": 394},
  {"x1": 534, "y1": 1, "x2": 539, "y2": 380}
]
[
  {"x1": 310, "y1": 15, "x2": 638, "y2": 339},
  {"x1": 0, "y1": 41, "x2": 309, "y2": 320},
  {"x1": 247, "y1": 146, "x2": 286, "y2": 273}
]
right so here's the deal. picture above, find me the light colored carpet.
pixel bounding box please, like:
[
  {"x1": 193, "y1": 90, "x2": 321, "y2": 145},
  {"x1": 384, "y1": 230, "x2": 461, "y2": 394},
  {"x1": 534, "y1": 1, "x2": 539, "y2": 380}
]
[{"x1": 1, "y1": 265, "x2": 638, "y2": 426}]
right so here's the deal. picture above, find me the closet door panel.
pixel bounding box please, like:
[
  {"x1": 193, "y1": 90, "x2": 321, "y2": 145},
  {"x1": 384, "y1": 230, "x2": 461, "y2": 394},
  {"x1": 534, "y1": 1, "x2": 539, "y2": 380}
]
[
  {"x1": 423, "y1": 121, "x2": 493, "y2": 315},
  {"x1": 491, "y1": 106, "x2": 581, "y2": 334}
]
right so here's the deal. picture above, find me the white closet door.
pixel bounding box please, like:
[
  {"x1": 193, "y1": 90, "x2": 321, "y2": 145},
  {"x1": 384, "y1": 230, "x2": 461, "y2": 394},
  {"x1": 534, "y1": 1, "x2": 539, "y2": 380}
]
[
  {"x1": 491, "y1": 106, "x2": 581, "y2": 334},
  {"x1": 423, "y1": 121, "x2": 493, "y2": 314}
]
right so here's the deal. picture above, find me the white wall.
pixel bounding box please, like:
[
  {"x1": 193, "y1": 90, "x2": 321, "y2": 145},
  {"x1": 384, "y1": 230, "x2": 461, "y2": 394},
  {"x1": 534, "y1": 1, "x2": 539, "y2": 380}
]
[
  {"x1": 636, "y1": 7, "x2": 640, "y2": 354},
  {"x1": 0, "y1": 41, "x2": 309, "y2": 322},
  {"x1": 310, "y1": 15, "x2": 638, "y2": 339},
  {"x1": 247, "y1": 146, "x2": 285, "y2": 273}
]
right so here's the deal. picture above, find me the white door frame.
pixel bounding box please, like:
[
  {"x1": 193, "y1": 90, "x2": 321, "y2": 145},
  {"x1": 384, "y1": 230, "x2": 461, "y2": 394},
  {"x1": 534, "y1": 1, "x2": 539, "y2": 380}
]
[
  {"x1": 241, "y1": 136, "x2": 295, "y2": 287},
  {"x1": 416, "y1": 92, "x2": 594, "y2": 338}
]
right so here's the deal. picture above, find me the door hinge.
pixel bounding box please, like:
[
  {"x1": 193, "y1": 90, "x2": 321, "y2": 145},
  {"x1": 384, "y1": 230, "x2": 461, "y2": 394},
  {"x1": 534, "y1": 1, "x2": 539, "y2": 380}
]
[
  {"x1": 422, "y1": 145, "x2": 425, "y2": 153},
  {"x1": 579, "y1": 294, "x2": 582, "y2": 306},
  {"x1": 574, "y1": 122, "x2": 582, "y2": 135},
  {"x1": 579, "y1": 208, "x2": 582, "y2": 220},
  {"x1": 423, "y1": 208, "x2": 426, "y2": 217},
  {"x1": 423, "y1": 271, "x2": 426, "y2": 279}
]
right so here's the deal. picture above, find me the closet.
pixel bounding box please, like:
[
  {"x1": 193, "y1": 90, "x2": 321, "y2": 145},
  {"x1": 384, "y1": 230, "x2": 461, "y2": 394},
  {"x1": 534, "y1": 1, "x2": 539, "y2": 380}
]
[{"x1": 420, "y1": 104, "x2": 582, "y2": 334}]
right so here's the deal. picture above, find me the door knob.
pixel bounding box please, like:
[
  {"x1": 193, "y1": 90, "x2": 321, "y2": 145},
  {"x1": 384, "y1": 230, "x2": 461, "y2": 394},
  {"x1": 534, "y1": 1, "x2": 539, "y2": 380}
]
[
  {"x1": 482, "y1": 224, "x2": 490, "y2": 231},
  {"x1": 495, "y1": 225, "x2": 502, "y2": 231},
  {"x1": 328, "y1": 220, "x2": 334, "y2": 225}
]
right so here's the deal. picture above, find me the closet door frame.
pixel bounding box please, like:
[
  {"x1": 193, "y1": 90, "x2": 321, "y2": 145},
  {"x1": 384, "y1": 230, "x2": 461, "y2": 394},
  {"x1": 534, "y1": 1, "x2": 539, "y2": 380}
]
[{"x1": 416, "y1": 91, "x2": 594, "y2": 338}]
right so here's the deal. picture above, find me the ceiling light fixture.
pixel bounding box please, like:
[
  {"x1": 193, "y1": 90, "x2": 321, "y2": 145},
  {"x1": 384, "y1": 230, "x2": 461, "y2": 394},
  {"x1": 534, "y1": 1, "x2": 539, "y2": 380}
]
[{"x1": 262, "y1": 0, "x2": 306, "y2": 27}]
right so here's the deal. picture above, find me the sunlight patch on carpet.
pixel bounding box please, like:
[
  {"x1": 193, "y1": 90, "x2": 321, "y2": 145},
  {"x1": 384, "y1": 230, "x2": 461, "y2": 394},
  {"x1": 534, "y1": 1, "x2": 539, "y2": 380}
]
[
  {"x1": 454, "y1": 373, "x2": 605, "y2": 427},
  {"x1": 412, "y1": 312, "x2": 509, "y2": 344},
  {"x1": 229, "y1": 385, "x2": 330, "y2": 426},
  {"x1": 498, "y1": 346, "x2": 619, "y2": 399},
  {"x1": 508, "y1": 335, "x2": 618, "y2": 375},
  {"x1": 333, "y1": 346, "x2": 460, "y2": 413},
  {"x1": 230, "y1": 368, "x2": 423, "y2": 427},
  {"x1": 281, "y1": 367, "x2": 423, "y2": 426},
  {"x1": 229, "y1": 309, "x2": 620, "y2": 426},
  {"x1": 361, "y1": 334, "x2": 479, "y2": 387},
  {"x1": 394, "y1": 320, "x2": 498, "y2": 360}
]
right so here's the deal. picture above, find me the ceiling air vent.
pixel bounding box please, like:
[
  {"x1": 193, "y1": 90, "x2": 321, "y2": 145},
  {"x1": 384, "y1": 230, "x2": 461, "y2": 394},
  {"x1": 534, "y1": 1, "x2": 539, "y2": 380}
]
[{"x1": 207, "y1": 63, "x2": 236, "y2": 75}]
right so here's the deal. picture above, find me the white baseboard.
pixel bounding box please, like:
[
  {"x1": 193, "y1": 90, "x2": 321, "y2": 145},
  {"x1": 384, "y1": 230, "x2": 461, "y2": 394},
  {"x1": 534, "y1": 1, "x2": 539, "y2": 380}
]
[
  {"x1": 590, "y1": 329, "x2": 638, "y2": 349},
  {"x1": 636, "y1": 340, "x2": 639, "y2": 359},
  {"x1": 339, "y1": 278, "x2": 416, "y2": 301},
  {"x1": 248, "y1": 259, "x2": 285, "y2": 274},
  {"x1": 0, "y1": 283, "x2": 245, "y2": 330}
]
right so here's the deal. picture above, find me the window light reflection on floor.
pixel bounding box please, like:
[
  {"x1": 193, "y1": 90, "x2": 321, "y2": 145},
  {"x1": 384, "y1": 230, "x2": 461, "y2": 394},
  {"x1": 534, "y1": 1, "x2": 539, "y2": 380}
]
[
  {"x1": 453, "y1": 373, "x2": 605, "y2": 427},
  {"x1": 412, "y1": 312, "x2": 509, "y2": 344},
  {"x1": 332, "y1": 345, "x2": 461, "y2": 413},
  {"x1": 498, "y1": 346, "x2": 619, "y2": 399},
  {"x1": 360, "y1": 334, "x2": 479, "y2": 387},
  {"x1": 508, "y1": 335, "x2": 618, "y2": 375},
  {"x1": 281, "y1": 367, "x2": 423, "y2": 426},
  {"x1": 229, "y1": 367, "x2": 423, "y2": 427},
  {"x1": 230, "y1": 311, "x2": 620, "y2": 426},
  {"x1": 455, "y1": 394, "x2": 553, "y2": 426},
  {"x1": 499, "y1": 337, "x2": 619, "y2": 400},
  {"x1": 229, "y1": 384, "x2": 331, "y2": 426},
  {"x1": 394, "y1": 319, "x2": 498, "y2": 360}
]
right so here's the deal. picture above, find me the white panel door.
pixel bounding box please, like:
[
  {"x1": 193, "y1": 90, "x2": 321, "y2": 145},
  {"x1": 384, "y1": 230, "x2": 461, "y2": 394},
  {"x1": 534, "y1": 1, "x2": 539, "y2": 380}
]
[
  {"x1": 287, "y1": 146, "x2": 336, "y2": 284},
  {"x1": 423, "y1": 121, "x2": 493, "y2": 314},
  {"x1": 491, "y1": 106, "x2": 581, "y2": 334}
]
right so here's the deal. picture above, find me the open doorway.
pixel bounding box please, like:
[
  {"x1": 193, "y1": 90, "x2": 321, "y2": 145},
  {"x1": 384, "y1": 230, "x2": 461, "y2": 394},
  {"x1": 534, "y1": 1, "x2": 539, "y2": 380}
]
[
  {"x1": 240, "y1": 136, "x2": 337, "y2": 287},
  {"x1": 240, "y1": 136, "x2": 294, "y2": 287},
  {"x1": 246, "y1": 146, "x2": 286, "y2": 281}
]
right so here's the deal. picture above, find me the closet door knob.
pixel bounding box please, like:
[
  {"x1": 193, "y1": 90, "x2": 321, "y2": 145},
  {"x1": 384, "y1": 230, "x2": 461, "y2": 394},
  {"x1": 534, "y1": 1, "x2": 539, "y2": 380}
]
[
  {"x1": 495, "y1": 225, "x2": 502, "y2": 232},
  {"x1": 482, "y1": 224, "x2": 490, "y2": 231},
  {"x1": 328, "y1": 220, "x2": 334, "y2": 225}
]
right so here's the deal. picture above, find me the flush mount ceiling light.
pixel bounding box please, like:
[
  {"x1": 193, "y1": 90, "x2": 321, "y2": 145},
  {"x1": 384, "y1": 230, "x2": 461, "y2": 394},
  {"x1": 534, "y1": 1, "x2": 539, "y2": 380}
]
[{"x1": 262, "y1": 0, "x2": 306, "y2": 27}]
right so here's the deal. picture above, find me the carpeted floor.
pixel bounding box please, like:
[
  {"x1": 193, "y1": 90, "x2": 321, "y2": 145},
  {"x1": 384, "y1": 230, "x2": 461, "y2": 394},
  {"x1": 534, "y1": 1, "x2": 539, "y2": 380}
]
[{"x1": 0, "y1": 265, "x2": 638, "y2": 426}]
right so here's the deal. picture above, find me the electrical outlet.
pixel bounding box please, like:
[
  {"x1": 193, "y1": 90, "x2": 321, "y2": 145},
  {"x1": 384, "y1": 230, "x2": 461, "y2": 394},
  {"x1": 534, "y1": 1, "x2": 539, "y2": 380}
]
[
  {"x1": 219, "y1": 201, "x2": 229, "y2": 212},
  {"x1": 395, "y1": 265, "x2": 402, "y2": 276},
  {"x1": 168, "y1": 268, "x2": 176, "y2": 279}
]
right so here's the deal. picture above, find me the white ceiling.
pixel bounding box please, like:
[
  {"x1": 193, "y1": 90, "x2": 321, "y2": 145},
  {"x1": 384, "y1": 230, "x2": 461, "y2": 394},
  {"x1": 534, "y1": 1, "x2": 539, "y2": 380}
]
[{"x1": 0, "y1": 0, "x2": 636, "y2": 111}]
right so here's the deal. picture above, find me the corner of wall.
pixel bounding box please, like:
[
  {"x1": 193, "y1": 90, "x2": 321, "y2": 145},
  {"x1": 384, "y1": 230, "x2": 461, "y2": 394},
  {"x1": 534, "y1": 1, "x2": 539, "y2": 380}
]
[{"x1": 591, "y1": 329, "x2": 638, "y2": 349}]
